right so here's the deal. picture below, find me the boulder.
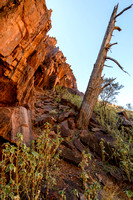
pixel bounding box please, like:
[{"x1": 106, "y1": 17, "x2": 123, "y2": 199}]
[
  {"x1": 73, "y1": 138, "x2": 86, "y2": 153},
  {"x1": 59, "y1": 120, "x2": 73, "y2": 138},
  {"x1": 11, "y1": 107, "x2": 32, "y2": 144},
  {"x1": 58, "y1": 110, "x2": 75, "y2": 122},
  {"x1": 34, "y1": 114, "x2": 56, "y2": 127},
  {"x1": 0, "y1": 106, "x2": 32, "y2": 144},
  {"x1": 121, "y1": 117, "x2": 132, "y2": 127},
  {"x1": 118, "y1": 111, "x2": 132, "y2": 127},
  {"x1": 60, "y1": 146, "x2": 82, "y2": 166},
  {"x1": 67, "y1": 88, "x2": 84, "y2": 97},
  {"x1": 68, "y1": 118, "x2": 75, "y2": 130}
]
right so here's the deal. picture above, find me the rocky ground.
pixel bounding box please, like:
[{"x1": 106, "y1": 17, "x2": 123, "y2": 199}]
[
  {"x1": 0, "y1": 1, "x2": 133, "y2": 199},
  {"x1": 31, "y1": 88, "x2": 133, "y2": 200}
]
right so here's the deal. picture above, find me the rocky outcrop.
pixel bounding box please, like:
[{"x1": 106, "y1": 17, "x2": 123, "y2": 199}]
[
  {"x1": 0, "y1": 0, "x2": 76, "y2": 108},
  {"x1": 0, "y1": 0, "x2": 76, "y2": 143},
  {"x1": 0, "y1": 106, "x2": 32, "y2": 144},
  {"x1": 34, "y1": 37, "x2": 77, "y2": 90}
]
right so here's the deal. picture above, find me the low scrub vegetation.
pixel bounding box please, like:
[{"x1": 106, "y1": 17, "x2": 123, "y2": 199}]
[
  {"x1": 94, "y1": 102, "x2": 133, "y2": 182},
  {"x1": 94, "y1": 102, "x2": 120, "y2": 134},
  {"x1": 0, "y1": 123, "x2": 62, "y2": 200},
  {"x1": 55, "y1": 85, "x2": 83, "y2": 109}
]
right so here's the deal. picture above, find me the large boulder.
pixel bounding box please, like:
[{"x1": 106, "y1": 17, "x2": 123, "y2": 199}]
[{"x1": 0, "y1": 106, "x2": 32, "y2": 144}]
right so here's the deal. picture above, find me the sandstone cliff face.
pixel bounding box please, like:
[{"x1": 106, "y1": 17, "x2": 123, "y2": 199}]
[{"x1": 0, "y1": 0, "x2": 76, "y2": 143}]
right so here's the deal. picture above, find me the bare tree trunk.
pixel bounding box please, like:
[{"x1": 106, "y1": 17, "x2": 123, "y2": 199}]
[
  {"x1": 76, "y1": 5, "x2": 119, "y2": 129},
  {"x1": 77, "y1": 3, "x2": 132, "y2": 129}
]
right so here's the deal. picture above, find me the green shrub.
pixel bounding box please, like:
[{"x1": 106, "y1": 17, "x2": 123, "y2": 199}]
[
  {"x1": 94, "y1": 103, "x2": 133, "y2": 182},
  {"x1": 79, "y1": 151, "x2": 101, "y2": 200},
  {"x1": 49, "y1": 109, "x2": 58, "y2": 115},
  {"x1": 59, "y1": 190, "x2": 66, "y2": 200},
  {"x1": 125, "y1": 190, "x2": 133, "y2": 200},
  {"x1": 0, "y1": 123, "x2": 63, "y2": 200},
  {"x1": 113, "y1": 127, "x2": 133, "y2": 182},
  {"x1": 94, "y1": 102, "x2": 120, "y2": 134},
  {"x1": 55, "y1": 85, "x2": 83, "y2": 109}
]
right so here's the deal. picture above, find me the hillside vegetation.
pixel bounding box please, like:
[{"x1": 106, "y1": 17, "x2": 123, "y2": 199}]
[{"x1": 0, "y1": 87, "x2": 133, "y2": 200}]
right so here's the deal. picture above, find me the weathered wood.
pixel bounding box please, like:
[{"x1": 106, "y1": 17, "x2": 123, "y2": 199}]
[
  {"x1": 76, "y1": 4, "x2": 132, "y2": 129},
  {"x1": 76, "y1": 5, "x2": 119, "y2": 129},
  {"x1": 106, "y1": 57, "x2": 130, "y2": 75},
  {"x1": 115, "y1": 4, "x2": 133, "y2": 18}
]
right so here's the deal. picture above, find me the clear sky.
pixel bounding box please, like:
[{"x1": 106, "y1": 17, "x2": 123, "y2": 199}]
[{"x1": 46, "y1": 0, "x2": 133, "y2": 108}]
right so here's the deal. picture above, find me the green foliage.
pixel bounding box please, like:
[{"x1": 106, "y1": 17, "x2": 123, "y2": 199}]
[
  {"x1": 59, "y1": 190, "x2": 66, "y2": 200},
  {"x1": 94, "y1": 103, "x2": 133, "y2": 182},
  {"x1": 62, "y1": 90, "x2": 82, "y2": 109},
  {"x1": 49, "y1": 109, "x2": 58, "y2": 115},
  {"x1": 85, "y1": 182, "x2": 101, "y2": 200},
  {"x1": 113, "y1": 127, "x2": 133, "y2": 182},
  {"x1": 0, "y1": 123, "x2": 63, "y2": 200},
  {"x1": 101, "y1": 182, "x2": 120, "y2": 200},
  {"x1": 79, "y1": 151, "x2": 101, "y2": 200},
  {"x1": 72, "y1": 189, "x2": 79, "y2": 200},
  {"x1": 94, "y1": 102, "x2": 120, "y2": 134},
  {"x1": 100, "y1": 77, "x2": 124, "y2": 104},
  {"x1": 55, "y1": 85, "x2": 83, "y2": 109},
  {"x1": 100, "y1": 139, "x2": 106, "y2": 162},
  {"x1": 125, "y1": 190, "x2": 133, "y2": 200},
  {"x1": 79, "y1": 151, "x2": 91, "y2": 191}
]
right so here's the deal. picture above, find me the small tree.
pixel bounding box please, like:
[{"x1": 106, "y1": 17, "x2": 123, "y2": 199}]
[
  {"x1": 126, "y1": 103, "x2": 133, "y2": 111},
  {"x1": 100, "y1": 77, "x2": 124, "y2": 104}
]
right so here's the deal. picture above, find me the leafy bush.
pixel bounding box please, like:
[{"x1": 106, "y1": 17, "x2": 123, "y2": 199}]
[
  {"x1": 0, "y1": 123, "x2": 62, "y2": 200},
  {"x1": 125, "y1": 190, "x2": 133, "y2": 200},
  {"x1": 94, "y1": 102, "x2": 120, "y2": 134},
  {"x1": 94, "y1": 103, "x2": 133, "y2": 182},
  {"x1": 113, "y1": 127, "x2": 133, "y2": 182},
  {"x1": 101, "y1": 182, "x2": 120, "y2": 200},
  {"x1": 55, "y1": 86, "x2": 83, "y2": 109},
  {"x1": 79, "y1": 151, "x2": 101, "y2": 200}
]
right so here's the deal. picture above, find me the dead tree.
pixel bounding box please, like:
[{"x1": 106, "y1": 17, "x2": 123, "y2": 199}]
[{"x1": 76, "y1": 4, "x2": 132, "y2": 129}]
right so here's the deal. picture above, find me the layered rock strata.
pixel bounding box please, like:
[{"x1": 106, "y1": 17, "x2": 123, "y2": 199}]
[{"x1": 0, "y1": 0, "x2": 76, "y2": 143}]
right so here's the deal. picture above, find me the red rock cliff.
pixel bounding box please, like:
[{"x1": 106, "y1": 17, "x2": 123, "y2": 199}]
[{"x1": 0, "y1": 0, "x2": 77, "y2": 143}]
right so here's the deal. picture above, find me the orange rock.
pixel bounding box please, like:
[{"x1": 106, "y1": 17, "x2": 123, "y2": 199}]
[{"x1": 0, "y1": 0, "x2": 77, "y2": 143}]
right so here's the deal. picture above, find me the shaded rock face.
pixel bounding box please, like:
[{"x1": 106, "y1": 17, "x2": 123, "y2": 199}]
[
  {"x1": 0, "y1": 0, "x2": 76, "y2": 143},
  {"x1": 34, "y1": 37, "x2": 77, "y2": 90},
  {"x1": 0, "y1": 106, "x2": 32, "y2": 144},
  {"x1": 0, "y1": 0, "x2": 76, "y2": 108}
]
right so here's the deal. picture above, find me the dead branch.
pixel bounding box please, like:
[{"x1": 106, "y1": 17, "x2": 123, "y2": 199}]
[
  {"x1": 104, "y1": 65, "x2": 113, "y2": 68},
  {"x1": 109, "y1": 42, "x2": 118, "y2": 48},
  {"x1": 115, "y1": 4, "x2": 133, "y2": 19},
  {"x1": 106, "y1": 57, "x2": 130, "y2": 75},
  {"x1": 114, "y1": 26, "x2": 122, "y2": 31},
  {"x1": 105, "y1": 42, "x2": 118, "y2": 50}
]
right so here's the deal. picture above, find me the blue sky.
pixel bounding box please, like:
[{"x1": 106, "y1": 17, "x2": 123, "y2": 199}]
[{"x1": 46, "y1": 0, "x2": 133, "y2": 107}]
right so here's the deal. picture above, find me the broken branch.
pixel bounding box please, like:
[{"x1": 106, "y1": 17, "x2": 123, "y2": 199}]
[
  {"x1": 104, "y1": 64, "x2": 113, "y2": 68},
  {"x1": 115, "y1": 4, "x2": 133, "y2": 19},
  {"x1": 106, "y1": 57, "x2": 130, "y2": 75},
  {"x1": 114, "y1": 26, "x2": 122, "y2": 31},
  {"x1": 105, "y1": 42, "x2": 118, "y2": 50},
  {"x1": 109, "y1": 42, "x2": 118, "y2": 48}
]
